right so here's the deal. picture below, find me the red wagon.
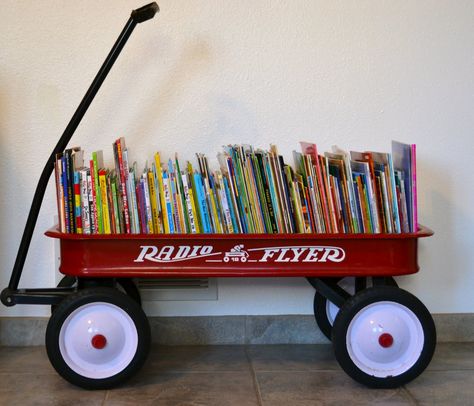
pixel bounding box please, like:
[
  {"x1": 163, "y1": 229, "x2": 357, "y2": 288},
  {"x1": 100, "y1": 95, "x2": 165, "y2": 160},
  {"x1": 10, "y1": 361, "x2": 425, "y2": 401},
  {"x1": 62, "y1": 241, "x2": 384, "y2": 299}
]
[{"x1": 2, "y1": 2, "x2": 436, "y2": 391}]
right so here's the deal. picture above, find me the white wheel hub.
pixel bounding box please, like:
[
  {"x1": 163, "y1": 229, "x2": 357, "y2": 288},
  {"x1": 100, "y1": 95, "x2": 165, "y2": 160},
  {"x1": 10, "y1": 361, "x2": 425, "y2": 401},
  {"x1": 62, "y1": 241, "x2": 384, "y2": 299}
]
[
  {"x1": 326, "y1": 301, "x2": 340, "y2": 325},
  {"x1": 59, "y1": 302, "x2": 138, "y2": 379},
  {"x1": 346, "y1": 301, "x2": 424, "y2": 378}
]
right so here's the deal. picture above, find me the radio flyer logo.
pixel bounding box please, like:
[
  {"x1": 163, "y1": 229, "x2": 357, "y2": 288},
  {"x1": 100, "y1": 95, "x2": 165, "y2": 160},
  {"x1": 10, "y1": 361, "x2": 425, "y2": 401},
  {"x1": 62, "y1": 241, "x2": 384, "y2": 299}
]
[{"x1": 134, "y1": 244, "x2": 345, "y2": 264}]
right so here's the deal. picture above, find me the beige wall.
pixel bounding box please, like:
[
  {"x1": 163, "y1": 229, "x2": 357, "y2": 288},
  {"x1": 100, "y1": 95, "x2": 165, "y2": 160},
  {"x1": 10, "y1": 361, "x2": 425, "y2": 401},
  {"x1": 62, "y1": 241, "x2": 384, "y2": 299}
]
[{"x1": 1, "y1": 0, "x2": 473, "y2": 316}]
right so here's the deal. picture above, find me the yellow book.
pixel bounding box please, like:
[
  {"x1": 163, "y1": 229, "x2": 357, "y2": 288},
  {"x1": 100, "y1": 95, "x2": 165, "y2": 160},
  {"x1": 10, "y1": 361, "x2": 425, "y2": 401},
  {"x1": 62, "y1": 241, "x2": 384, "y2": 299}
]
[
  {"x1": 207, "y1": 180, "x2": 222, "y2": 233},
  {"x1": 187, "y1": 161, "x2": 203, "y2": 233},
  {"x1": 148, "y1": 170, "x2": 161, "y2": 233},
  {"x1": 99, "y1": 170, "x2": 111, "y2": 234},
  {"x1": 243, "y1": 160, "x2": 260, "y2": 232},
  {"x1": 154, "y1": 152, "x2": 169, "y2": 233}
]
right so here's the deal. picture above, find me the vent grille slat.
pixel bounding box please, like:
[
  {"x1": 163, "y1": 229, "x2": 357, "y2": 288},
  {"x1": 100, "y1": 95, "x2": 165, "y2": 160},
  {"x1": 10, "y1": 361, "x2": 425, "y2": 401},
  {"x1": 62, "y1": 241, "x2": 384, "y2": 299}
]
[
  {"x1": 138, "y1": 278, "x2": 210, "y2": 290},
  {"x1": 137, "y1": 278, "x2": 218, "y2": 303}
]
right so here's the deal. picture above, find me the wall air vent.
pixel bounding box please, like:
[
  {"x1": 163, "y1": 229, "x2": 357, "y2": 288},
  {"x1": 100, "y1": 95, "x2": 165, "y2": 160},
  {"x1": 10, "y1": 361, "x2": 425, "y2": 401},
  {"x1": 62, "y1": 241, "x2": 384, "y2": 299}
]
[{"x1": 137, "y1": 278, "x2": 218, "y2": 301}]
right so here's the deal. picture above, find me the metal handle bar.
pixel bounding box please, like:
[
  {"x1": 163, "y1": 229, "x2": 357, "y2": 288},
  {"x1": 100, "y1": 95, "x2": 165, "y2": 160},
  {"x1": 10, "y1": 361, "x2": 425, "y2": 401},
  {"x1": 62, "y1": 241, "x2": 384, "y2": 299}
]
[{"x1": 2, "y1": 3, "x2": 159, "y2": 304}]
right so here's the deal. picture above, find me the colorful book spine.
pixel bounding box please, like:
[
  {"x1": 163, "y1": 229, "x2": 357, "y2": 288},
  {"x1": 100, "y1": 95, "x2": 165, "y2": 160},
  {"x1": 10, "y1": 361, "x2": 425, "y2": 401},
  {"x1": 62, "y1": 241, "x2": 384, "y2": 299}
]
[
  {"x1": 111, "y1": 178, "x2": 121, "y2": 234},
  {"x1": 87, "y1": 173, "x2": 96, "y2": 234},
  {"x1": 142, "y1": 173, "x2": 154, "y2": 234},
  {"x1": 411, "y1": 144, "x2": 417, "y2": 232},
  {"x1": 128, "y1": 167, "x2": 140, "y2": 233},
  {"x1": 223, "y1": 176, "x2": 238, "y2": 233},
  {"x1": 116, "y1": 139, "x2": 131, "y2": 233},
  {"x1": 98, "y1": 169, "x2": 111, "y2": 234},
  {"x1": 162, "y1": 171, "x2": 175, "y2": 233},
  {"x1": 55, "y1": 154, "x2": 66, "y2": 233},
  {"x1": 155, "y1": 153, "x2": 169, "y2": 233},
  {"x1": 175, "y1": 156, "x2": 190, "y2": 233},
  {"x1": 92, "y1": 151, "x2": 104, "y2": 234},
  {"x1": 181, "y1": 172, "x2": 198, "y2": 233},
  {"x1": 168, "y1": 160, "x2": 182, "y2": 233},
  {"x1": 80, "y1": 169, "x2": 91, "y2": 234},
  {"x1": 148, "y1": 170, "x2": 161, "y2": 233},
  {"x1": 193, "y1": 172, "x2": 212, "y2": 233},
  {"x1": 107, "y1": 173, "x2": 117, "y2": 233},
  {"x1": 88, "y1": 160, "x2": 98, "y2": 234},
  {"x1": 73, "y1": 171, "x2": 82, "y2": 234}
]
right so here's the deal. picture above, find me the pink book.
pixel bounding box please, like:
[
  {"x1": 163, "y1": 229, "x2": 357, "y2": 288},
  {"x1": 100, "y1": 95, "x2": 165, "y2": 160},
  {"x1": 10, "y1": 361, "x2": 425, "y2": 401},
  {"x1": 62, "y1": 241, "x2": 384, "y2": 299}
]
[{"x1": 411, "y1": 144, "x2": 417, "y2": 232}]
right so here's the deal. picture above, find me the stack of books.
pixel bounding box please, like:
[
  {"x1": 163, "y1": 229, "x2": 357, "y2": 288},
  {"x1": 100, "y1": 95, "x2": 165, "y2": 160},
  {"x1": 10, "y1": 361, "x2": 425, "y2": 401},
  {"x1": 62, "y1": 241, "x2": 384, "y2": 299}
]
[{"x1": 54, "y1": 138, "x2": 418, "y2": 235}]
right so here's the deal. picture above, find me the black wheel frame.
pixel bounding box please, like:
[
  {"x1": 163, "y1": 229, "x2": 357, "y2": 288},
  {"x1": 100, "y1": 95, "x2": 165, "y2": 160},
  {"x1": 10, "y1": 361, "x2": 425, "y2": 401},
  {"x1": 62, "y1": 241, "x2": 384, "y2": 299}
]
[
  {"x1": 331, "y1": 286, "x2": 436, "y2": 389},
  {"x1": 314, "y1": 291, "x2": 335, "y2": 340},
  {"x1": 51, "y1": 277, "x2": 141, "y2": 313},
  {"x1": 46, "y1": 287, "x2": 150, "y2": 389}
]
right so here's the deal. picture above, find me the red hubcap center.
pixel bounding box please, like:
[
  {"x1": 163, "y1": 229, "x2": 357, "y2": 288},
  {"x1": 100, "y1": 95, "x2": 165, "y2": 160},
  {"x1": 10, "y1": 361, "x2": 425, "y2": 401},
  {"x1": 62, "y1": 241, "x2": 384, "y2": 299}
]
[
  {"x1": 91, "y1": 334, "x2": 107, "y2": 349},
  {"x1": 379, "y1": 333, "x2": 394, "y2": 348}
]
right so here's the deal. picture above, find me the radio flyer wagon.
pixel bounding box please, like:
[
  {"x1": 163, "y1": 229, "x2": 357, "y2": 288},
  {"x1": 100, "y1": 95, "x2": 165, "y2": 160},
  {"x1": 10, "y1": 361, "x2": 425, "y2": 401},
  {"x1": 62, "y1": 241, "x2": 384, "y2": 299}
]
[{"x1": 1, "y1": 2, "x2": 436, "y2": 390}]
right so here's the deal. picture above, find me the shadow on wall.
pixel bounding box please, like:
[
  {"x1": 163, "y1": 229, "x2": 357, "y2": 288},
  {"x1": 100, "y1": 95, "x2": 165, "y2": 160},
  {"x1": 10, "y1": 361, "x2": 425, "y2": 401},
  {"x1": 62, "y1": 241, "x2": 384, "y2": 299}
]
[
  {"x1": 0, "y1": 80, "x2": 24, "y2": 290},
  {"x1": 89, "y1": 36, "x2": 214, "y2": 146},
  {"x1": 415, "y1": 161, "x2": 471, "y2": 309},
  {"x1": 213, "y1": 94, "x2": 262, "y2": 144}
]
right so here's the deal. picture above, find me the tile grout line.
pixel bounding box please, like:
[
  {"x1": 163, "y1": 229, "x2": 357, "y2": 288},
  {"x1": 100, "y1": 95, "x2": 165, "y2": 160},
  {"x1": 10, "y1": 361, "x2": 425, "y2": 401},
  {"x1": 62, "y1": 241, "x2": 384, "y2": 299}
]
[
  {"x1": 244, "y1": 346, "x2": 264, "y2": 406},
  {"x1": 101, "y1": 390, "x2": 110, "y2": 406},
  {"x1": 401, "y1": 385, "x2": 419, "y2": 406}
]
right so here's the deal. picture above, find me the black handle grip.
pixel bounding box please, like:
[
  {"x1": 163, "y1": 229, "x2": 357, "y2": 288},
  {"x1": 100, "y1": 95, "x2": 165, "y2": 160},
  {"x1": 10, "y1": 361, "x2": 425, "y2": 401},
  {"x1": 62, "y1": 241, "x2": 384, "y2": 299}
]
[{"x1": 131, "y1": 2, "x2": 159, "y2": 23}]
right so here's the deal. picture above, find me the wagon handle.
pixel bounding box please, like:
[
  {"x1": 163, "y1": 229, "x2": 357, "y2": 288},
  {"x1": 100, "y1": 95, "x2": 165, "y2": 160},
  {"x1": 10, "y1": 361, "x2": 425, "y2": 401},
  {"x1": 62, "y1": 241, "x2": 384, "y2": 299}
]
[
  {"x1": 2, "y1": 3, "x2": 159, "y2": 305},
  {"x1": 132, "y1": 2, "x2": 160, "y2": 23}
]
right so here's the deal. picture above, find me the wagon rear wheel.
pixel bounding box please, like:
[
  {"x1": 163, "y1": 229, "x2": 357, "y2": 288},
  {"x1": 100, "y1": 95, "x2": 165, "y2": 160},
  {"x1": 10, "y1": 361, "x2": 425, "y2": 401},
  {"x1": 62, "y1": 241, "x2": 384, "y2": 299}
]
[
  {"x1": 46, "y1": 287, "x2": 150, "y2": 389},
  {"x1": 332, "y1": 286, "x2": 436, "y2": 388}
]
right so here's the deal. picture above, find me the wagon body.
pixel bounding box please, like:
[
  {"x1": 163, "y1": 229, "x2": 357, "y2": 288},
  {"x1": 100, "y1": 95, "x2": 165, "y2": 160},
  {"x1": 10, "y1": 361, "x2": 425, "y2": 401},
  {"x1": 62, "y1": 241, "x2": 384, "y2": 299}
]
[{"x1": 46, "y1": 225, "x2": 433, "y2": 279}]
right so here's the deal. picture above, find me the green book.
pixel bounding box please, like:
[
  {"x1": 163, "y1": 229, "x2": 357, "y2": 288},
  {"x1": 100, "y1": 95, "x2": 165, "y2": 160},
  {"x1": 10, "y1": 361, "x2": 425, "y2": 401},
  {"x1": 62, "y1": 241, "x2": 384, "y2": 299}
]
[{"x1": 92, "y1": 151, "x2": 104, "y2": 234}]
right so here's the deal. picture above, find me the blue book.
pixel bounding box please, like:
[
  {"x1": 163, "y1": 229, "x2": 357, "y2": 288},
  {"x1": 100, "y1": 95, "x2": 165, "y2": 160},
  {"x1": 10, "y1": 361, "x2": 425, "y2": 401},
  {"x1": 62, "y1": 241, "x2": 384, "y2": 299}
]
[
  {"x1": 168, "y1": 160, "x2": 181, "y2": 233},
  {"x1": 162, "y1": 171, "x2": 175, "y2": 233},
  {"x1": 223, "y1": 176, "x2": 239, "y2": 233},
  {"x1": 351, "y1": 174, "x2": 364, "y2": 233},
  {"x1": 193, "y1": 172, "x2": 211, "y2": 233},
  {"x1": 73, "y1": 171, "x2": 82, "y2": 230},
  {"x1": 61, "y1": 156, "x2": 70, "y2": 233}
]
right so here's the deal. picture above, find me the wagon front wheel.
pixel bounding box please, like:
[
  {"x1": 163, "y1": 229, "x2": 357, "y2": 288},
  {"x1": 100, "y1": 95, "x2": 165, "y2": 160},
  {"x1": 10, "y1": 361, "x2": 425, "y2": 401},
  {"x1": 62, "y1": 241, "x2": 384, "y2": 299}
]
[
  {"x1": 46, "y1": 287, "x2": 150, "y2": 389},
  {"x1": 332, "y1": 286, "x2": 436, "y2": 388}
]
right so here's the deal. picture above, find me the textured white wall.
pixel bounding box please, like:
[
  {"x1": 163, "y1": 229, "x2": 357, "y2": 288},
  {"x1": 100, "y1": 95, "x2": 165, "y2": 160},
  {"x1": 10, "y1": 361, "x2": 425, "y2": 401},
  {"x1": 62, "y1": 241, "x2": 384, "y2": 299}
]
[{"x1": 1, "y1": 0, "x2": 473, "y2": 316}]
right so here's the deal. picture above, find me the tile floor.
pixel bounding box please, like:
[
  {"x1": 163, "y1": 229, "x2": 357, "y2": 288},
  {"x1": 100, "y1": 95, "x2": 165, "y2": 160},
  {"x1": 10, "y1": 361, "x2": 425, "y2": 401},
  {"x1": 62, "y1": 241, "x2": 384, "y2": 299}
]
[{"x1": 0, "y1": 343, "x2": 473, "y2": 405}]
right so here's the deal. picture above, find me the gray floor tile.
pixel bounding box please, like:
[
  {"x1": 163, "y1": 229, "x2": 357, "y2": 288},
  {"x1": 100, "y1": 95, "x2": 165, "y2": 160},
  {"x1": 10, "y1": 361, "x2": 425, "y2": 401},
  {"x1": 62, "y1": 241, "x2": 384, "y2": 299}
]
[
  {"x1": 0, "y1": 342, "x2": 472, "y2": 405},
  {"x1": 0, "y1": 346, "x2": 54, "y2": 373},
  {"x1": 247, "y1": 344, "x2": 339, "y2": 371},
  {"x1": 427, "y1": 342, "x2": 474, "y2": 371},
  {"x1": 104, "y1": 371, "x2": 259, "y2": 406},
  {"x1": 142, "y1": 345, "x2": 251, "y2": 373},
  {"x1": 405, "y1": 370, "x2": 474, "y2": 405},
  {"x1": 0, "y1": 372, "x2": 106, "y2": 405},
  {"x1": 256, "y1": 371, "x2": 414, "y2": 406}
]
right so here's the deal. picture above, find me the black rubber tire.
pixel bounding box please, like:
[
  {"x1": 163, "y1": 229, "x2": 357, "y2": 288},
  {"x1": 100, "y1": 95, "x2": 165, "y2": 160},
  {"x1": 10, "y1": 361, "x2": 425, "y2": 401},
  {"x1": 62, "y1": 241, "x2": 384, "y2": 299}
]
[
  {"x1": 46, "y1": 287, "x2": 151, "y2": 390},
  {"x1": 314, "y1": 291, "x2": 335, "y2": 340},
  {"x1": 51, "y1": 277, "x2": 141, "y2": 313},
  {"x1": 332, "y1": 286, "x2": 436, "y2": 389}
]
